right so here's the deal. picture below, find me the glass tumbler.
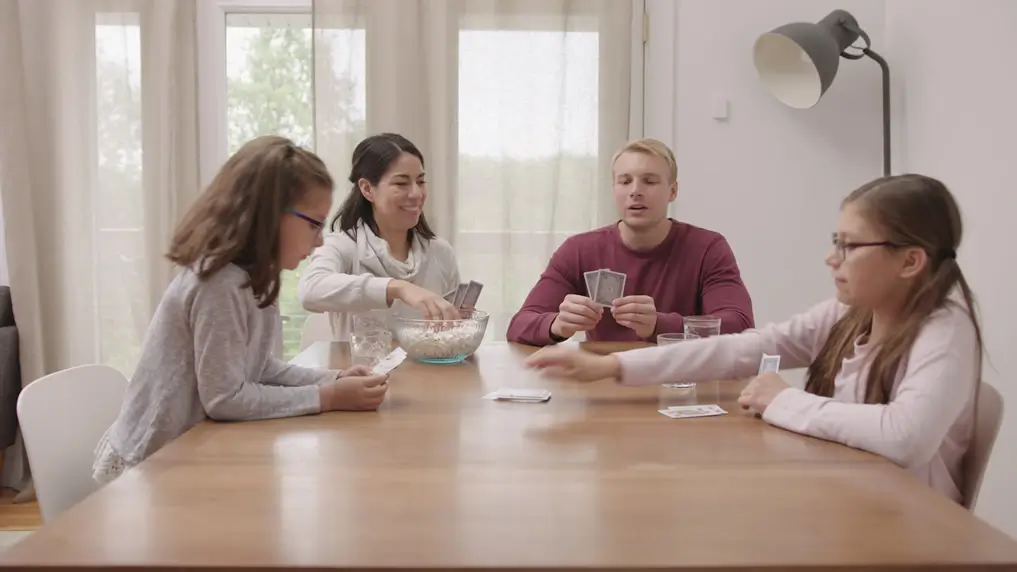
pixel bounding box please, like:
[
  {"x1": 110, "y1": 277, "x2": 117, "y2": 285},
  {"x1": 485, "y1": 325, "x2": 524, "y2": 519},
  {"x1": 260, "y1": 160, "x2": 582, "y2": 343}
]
[
  {"x1": 657, "y1": 332, "x2": 700, "y2": 390},
  {"x1": 350, "y1": 328, "x2": 393, "y2": 369},
  {"x1": 683, "y1": 315, "x2": 721, "y2": 339}
]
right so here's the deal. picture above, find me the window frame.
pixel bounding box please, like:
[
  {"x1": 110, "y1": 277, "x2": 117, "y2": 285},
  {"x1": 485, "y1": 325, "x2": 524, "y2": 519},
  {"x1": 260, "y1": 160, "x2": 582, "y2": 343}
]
[
  {"x1": 196, "y1": 0, "x2": 313, "y2": 189},
  {"x1": 197, "y1": 0, "x2": 645, "y2": 187},
  {"x1": 195, "y1": 0, "x2": 646, "y2": 350}
]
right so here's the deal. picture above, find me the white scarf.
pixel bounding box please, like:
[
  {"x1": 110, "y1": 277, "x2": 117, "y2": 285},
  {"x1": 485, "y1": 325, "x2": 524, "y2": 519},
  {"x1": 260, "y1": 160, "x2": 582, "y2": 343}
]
[{"x1": 353, "y1": 222, "x2": 428, "y2": 281}]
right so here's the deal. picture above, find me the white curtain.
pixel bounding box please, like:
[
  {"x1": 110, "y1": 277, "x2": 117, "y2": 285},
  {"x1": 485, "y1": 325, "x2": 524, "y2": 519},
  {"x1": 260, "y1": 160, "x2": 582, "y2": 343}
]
[
  {"x1": 312, "y1": 0, "x2": 634, "y2": 339},
  {"x1": 0, "y1": 0, "x2": 199, "y2": 491}
]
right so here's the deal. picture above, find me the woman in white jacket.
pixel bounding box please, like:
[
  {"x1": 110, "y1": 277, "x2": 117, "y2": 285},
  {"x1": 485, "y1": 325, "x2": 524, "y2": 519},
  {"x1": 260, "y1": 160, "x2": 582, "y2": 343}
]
[{"x1": 298, "y1": 133, "x2": 462, "y2": 340}]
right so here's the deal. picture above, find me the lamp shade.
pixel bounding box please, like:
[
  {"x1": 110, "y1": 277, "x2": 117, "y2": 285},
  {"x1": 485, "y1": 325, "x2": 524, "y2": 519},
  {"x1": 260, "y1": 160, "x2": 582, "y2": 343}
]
[{"x1": 753, "y1": 10, "x2": 862, "y2": 108}]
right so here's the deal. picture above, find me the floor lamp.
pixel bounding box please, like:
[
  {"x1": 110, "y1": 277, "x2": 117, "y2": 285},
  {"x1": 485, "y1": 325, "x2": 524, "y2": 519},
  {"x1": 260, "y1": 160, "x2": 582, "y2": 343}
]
[{"x1": 752, "y1": 9, "x2": 891, "y2": 176}]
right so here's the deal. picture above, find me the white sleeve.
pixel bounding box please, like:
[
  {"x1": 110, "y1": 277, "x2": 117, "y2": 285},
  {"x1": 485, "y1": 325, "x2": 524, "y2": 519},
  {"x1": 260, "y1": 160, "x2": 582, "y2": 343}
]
[
  {"x1": 297, "y1": 236, "x2": 392, "y2": 313},
  {"x1": 762, "y1": 304, "x2": 979, "y2": 468},
  {"x1": 616, "y1": 298, "x2": 845, "y2": 386}
]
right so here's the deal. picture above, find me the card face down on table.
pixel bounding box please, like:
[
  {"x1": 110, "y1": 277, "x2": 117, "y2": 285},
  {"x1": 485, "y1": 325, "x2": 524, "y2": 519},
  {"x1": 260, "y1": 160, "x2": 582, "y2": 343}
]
[
  {"x1": 658, "y1": 404, "x2": 728, "y2": 419},
  {"x1": 482, "y1": 388, "x2": 552, "y2": 402}
]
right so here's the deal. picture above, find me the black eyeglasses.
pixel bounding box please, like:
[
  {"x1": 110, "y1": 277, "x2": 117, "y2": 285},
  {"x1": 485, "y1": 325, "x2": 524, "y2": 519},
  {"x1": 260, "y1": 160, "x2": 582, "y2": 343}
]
[
  {"x1": 286, "y1": 208, "x2": 325, "y2": 233},
  {"x1": 831, "y1": 232, "x2": 902, "y2": 260}
]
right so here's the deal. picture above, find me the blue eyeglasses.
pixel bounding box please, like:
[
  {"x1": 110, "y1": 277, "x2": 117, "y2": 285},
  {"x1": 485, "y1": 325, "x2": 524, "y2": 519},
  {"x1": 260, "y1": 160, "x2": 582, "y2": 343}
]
[{"x1": 286, "y1": 208, "x2": 325, "y2": 232}]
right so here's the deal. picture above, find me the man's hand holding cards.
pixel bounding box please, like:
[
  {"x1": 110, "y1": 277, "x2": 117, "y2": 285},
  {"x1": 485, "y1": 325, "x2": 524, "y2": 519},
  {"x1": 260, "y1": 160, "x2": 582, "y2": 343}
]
[
  {"x1": 610, "y1": 294, "x2": 658, "y2": 338},
  {"x1": 550, "y1": 294, "x2": 603, "y2": 339}
]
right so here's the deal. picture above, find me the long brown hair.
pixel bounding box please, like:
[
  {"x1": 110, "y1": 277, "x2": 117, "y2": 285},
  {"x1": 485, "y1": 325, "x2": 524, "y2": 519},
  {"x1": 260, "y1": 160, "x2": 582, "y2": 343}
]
[
  {"x1": 167, "y1": 136, "x2": 333, "y2": 308},
  {"x1": 331, "y1": 133, "x2": 436, "y2": 241},
  {"x1": 805, "y1": 174, "x2": 983, "y2": 403}
]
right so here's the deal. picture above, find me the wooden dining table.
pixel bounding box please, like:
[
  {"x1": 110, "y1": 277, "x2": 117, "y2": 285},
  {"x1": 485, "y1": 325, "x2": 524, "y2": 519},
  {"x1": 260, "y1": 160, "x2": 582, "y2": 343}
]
[{"x1": 4, "y1": 341, "x2": 1017, "y2": 570}]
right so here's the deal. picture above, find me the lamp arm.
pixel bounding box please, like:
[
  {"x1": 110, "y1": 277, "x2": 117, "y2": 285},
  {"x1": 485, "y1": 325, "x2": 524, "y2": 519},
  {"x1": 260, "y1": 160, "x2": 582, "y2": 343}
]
[
  {"x1": 837, "y1": 21, "x2": 891, "y2": 176},
  {"x1": 863, "y1": 48, "x2": 891, "y2": 176}
]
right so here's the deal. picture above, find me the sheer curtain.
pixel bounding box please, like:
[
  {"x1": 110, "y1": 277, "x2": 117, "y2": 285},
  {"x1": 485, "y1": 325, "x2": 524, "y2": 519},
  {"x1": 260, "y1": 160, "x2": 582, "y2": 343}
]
[
  {"x1": 312, "y1": 0, "x2": 633, "y2": 339},
  {"x1": 0, "y1": 0, "x2": 198, "y2": 491}
]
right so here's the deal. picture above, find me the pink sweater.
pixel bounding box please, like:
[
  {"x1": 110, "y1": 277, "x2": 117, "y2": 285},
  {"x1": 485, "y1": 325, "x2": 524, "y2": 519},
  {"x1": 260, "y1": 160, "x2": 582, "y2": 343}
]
[
  {"x1": 615, "y1": 298, "x2": 979, "y2": 503},
  {"x1": 507, "y1": 220, "x2": 754, "y2": 345}
]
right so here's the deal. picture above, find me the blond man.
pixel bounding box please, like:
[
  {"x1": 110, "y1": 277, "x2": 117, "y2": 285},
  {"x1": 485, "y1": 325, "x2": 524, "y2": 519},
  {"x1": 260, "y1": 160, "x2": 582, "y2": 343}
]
[{"x1": 508, "y1": 139, "x2": 754, "y2": 345}]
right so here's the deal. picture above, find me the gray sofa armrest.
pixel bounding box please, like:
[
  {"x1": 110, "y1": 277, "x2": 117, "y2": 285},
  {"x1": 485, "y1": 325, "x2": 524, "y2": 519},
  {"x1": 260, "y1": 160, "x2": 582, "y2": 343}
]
[
  {"x1": 0, "y1": 286, "x2": 12, "y2": 328},
  {"x1": 0, "y1": 325, "x2": 19, "y2": 449}
]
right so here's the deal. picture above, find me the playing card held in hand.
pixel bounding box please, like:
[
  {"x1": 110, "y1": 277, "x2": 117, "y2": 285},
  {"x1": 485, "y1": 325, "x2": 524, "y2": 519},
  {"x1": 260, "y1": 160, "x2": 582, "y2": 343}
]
[{"x1": 592, "y1": 269, "x2": 626, "y2": 307}]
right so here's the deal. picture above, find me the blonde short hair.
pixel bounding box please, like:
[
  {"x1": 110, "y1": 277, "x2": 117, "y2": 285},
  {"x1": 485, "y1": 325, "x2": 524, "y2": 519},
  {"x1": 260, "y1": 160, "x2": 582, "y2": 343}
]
[{"x1": 611, "y1": 138, "x2": 678, "y2": 182}]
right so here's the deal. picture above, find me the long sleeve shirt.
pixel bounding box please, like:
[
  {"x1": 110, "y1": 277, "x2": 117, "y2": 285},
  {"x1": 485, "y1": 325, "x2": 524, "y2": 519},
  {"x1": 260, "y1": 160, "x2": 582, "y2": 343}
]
[
  {"x1": 104, "y1": 264, "x2": 334, "y2": 466},
  {"x1": 507, "y1": 220, "x2": 754, "y2": 346},
  {"x1": 614, "y1": 297, "x2": 979, "y2": 503},
  {"x1": 298, "y1": 224, "x2": 460, "y2": 341}
]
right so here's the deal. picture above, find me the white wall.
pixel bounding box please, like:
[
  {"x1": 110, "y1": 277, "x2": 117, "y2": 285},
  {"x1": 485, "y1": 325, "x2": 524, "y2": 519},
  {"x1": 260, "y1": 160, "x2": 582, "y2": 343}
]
[
  {"x1": 646, "y1": 0, "x2": 886, "y2": 331},
  {"x1": 646, "y1": 0, "x2": 1017, "y2": 537},
  {"x1": 886, "y1": 0, "x2": 1017, "y2": 537}
]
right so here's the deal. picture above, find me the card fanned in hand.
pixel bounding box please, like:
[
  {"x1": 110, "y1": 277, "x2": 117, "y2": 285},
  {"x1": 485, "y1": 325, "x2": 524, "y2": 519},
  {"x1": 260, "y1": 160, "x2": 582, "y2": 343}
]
[{"x1": 591, "y1": 269, "x2": 626, "y2": 306}]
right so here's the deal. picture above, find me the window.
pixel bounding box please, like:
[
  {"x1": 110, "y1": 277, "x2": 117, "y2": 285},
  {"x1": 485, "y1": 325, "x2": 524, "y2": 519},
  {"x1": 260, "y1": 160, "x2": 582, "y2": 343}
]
[
  {"x1": 199, "y1": 1, "x2": 641, "y2": 354},
  {"x1": 202, "y1": 2, "x2": 366, "y2": 359},
  {"x1": 95, "y1": 13, "x2": 145, "y2": 373},
  {"x1": 226, "y1": 12, "x2": 314, "y2": 360},
  {"x1": 456, "y1": 24, "x2": 601, "y2": 338}
]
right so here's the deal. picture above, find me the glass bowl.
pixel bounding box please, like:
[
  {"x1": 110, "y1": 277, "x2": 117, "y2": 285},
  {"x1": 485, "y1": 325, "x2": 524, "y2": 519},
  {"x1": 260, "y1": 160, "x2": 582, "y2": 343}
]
[{"x1": 391, "y1": 310, "x2": 489, "y2": 364}]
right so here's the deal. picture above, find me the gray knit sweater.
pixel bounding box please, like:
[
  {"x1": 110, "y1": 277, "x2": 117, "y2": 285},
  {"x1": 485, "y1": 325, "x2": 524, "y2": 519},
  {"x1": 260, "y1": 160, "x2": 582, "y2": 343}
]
[{"x1": 103, "y1": 264, "x2": 332, "y2": 466}]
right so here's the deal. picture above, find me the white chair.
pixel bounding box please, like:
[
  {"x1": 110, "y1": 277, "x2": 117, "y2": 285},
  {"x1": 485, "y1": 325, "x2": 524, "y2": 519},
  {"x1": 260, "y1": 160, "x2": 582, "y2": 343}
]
[
  {"x1": 962, "y1": 382, "x2": 1004, "y2": 511},
  {"x1": 300, "y1": 312, "x2": 333, "y2": 351},
  {"x1": 17, "y1": 364, "x2": 128, "y2": 522}
]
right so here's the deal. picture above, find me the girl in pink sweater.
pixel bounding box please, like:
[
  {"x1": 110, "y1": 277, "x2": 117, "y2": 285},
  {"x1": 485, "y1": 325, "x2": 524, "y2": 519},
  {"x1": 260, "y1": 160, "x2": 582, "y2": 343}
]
[{"x1": 526, "y1": 174, "x2": 984, "y2": 504}]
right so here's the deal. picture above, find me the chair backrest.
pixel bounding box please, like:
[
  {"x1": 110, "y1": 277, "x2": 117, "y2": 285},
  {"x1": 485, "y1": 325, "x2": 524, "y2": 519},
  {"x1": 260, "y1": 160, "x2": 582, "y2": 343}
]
[
  {"x1": 17, "y1": 364, "x2": 128, "y2": 522},
  {"x1": 962, "y1": 382, "x2": 1004, "y2": 511},
  {"x1": 300, "y1": 312, "x2": 333, "y2": 351}
]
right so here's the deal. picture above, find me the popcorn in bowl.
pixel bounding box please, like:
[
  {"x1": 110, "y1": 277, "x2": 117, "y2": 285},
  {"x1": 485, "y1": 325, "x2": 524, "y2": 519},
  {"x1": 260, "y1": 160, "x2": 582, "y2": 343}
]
[{"x1": 391, "y1": 310, "x2": 489, "y2": 364}]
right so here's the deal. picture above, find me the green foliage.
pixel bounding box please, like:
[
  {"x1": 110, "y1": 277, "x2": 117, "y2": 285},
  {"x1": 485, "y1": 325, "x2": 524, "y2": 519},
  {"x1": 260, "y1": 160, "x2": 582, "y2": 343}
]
[
  {"x1": 96, "y1": 29, "x2": 147, "y2": 375},
  {"x1": 226, "y1": 25, "x2": 363, "y2": 359}
]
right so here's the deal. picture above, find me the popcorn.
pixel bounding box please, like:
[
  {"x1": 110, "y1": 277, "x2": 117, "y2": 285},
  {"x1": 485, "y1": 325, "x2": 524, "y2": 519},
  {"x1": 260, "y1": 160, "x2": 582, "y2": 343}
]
[{"x1": 398, "y1": 324, "x2": 480, "y2": 359}]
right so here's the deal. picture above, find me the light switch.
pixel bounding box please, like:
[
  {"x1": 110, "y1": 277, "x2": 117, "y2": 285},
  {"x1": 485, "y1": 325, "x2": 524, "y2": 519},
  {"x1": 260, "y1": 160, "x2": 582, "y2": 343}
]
[{"x1": 711, "y1": 97, "x2": 730, "y2": 121}]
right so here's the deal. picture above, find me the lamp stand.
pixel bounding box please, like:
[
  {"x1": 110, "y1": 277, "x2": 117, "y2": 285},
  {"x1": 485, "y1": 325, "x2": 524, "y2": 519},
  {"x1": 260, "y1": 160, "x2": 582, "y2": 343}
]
[
  {"x1": 838, "y1": 22, "x2": 891, "y2": 176},
  {"x1": 865, "y1": 49, "x2": 891, "y2": 176}
]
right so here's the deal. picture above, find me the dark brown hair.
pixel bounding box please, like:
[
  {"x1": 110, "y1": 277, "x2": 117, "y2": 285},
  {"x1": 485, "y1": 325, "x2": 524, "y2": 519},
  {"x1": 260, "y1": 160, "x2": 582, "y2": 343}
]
[
  {"x1": 805, "y1": 174, "x2": 983, "y2": 403},
  {"x1": 331, "y1": 133, "x2": 436, "y2": 242},
  {"x1": 167, "y1": 135, "x2": 333, "y2": 308}
]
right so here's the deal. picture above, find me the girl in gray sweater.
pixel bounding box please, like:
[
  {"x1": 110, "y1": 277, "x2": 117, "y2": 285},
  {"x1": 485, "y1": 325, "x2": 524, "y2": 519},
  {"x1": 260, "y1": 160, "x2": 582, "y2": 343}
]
[{"x1": 92, "y1": 136, "x2": 389, "y2": 483}]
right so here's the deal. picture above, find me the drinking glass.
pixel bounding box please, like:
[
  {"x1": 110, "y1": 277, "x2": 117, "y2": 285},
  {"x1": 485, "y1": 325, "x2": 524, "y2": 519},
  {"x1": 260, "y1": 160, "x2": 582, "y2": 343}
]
[
  {"x1": 350, "y1": 329, "x2": 392, "y2": 369},
  {"x1": 657, "y1": 332, "x2": 700, "y2": 390},
  {"x1": 353, "y1": 309, "x2": 390, "y2": 334},
  {"x1": 684, "y1": 315, "x2": 721, "y2": 339}
]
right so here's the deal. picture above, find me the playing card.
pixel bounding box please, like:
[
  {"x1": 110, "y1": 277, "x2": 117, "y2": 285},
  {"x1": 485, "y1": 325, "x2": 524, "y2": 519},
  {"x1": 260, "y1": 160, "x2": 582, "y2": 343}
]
[
  {"x1": 452, "y1": 283, "x2": 468, "y2": 308},
  {"x1": 372, "y1": 347, "x2": 407, "y2": 375},
  {"x1": 757, "y1": 353, "x2": 781, "y2": 375},
  {"x1": 593, "y1": 269, "x2": 626, "y2": 306},
  {"x1": 443, "y1": 288, "x2": 457, "y2": 303},
  {"x1": 460, "y1": 280, "x2": 484, "y2": 309},
  {"x1": 658, "y1": 404, "x2": 728, "y2": 419},
  {"x1": 482, "y1": 388, "x2": 552, "y2": 402},
  {"x1": 583, "y1": 270, "x2": 598, "y2": 300}
]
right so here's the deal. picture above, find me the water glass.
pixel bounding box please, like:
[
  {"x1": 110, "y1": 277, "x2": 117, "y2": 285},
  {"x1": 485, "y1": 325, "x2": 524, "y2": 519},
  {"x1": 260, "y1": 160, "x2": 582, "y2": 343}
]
[
  {"x1": 353, "y1": 309, "x2": 390, "y2": 334},
  {"x1": 350, "y1": 329, "x2": 392, "y2": 369},
  {"x1": 684, "y1": 315, "x2": 721, "y2": 339},
  {"x1": 657, "y1": 332, "x2": 700, "y2": 389}
]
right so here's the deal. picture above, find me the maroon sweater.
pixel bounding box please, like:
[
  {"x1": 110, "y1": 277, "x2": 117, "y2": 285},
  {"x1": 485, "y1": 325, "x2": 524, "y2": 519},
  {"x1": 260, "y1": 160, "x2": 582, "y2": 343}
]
[{"x1": 507, "y1": 220, "x2": 755, "y2": 346}]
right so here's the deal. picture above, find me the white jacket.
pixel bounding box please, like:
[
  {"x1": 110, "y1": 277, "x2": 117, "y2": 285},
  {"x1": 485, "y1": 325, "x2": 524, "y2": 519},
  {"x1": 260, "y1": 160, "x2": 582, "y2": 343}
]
[{"x1": 298, "y1": 223, "x2": 460, "y2": 340}]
